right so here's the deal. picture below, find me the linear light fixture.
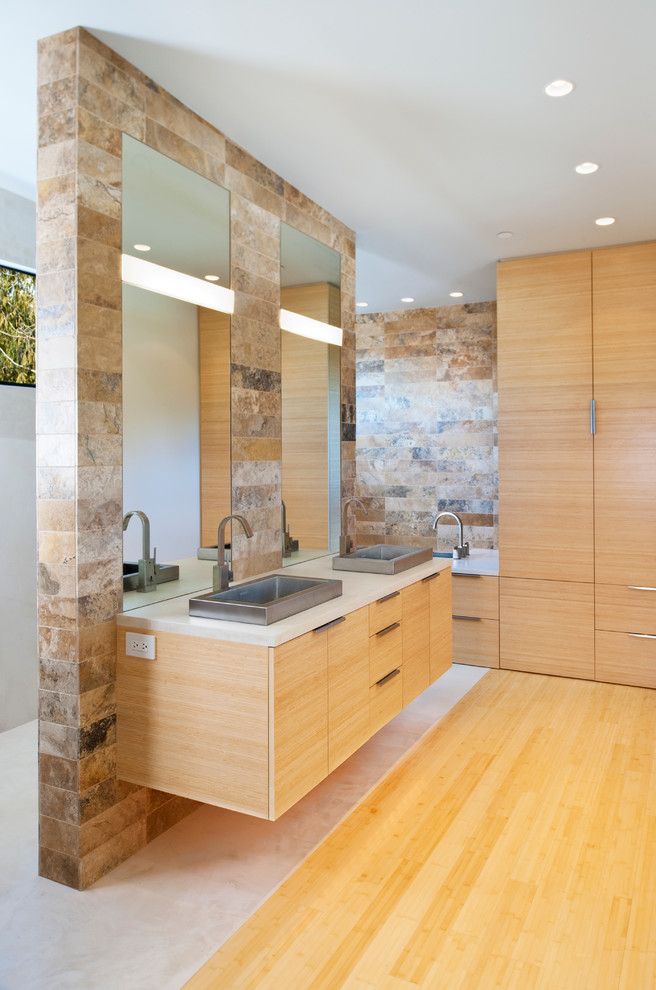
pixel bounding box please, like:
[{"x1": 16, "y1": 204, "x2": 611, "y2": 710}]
[
  {"x1": 280, "y1": 308, "x2": 342, "y2": 346},
  {"x1": 121, "y1": 254, "x2": 234, "y2": 314}
]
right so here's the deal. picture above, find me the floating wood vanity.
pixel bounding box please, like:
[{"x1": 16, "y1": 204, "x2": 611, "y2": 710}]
[{"x1": 116, "y1": 555, "x2": 452, "y2": 820}]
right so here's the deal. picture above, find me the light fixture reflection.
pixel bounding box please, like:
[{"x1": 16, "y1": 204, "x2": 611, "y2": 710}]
[
  {"x1": 121, "y1": 254, "x2": 234, "y2": 314},
  {"x1": 280, "y1": 309, "x2": 342, "y2": 346}
]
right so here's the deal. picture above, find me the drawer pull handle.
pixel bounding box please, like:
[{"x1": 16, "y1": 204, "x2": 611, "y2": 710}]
[
  {"x1": 453, "y1": 615, "x2": 482, "y2": 622},
  {"x1": 377, "y1": 591, "x2": 400, "y2": 603},
  {"x1": 376, "y1": 621, "x2": 400, "y2": 637},
  {"x1": 376, "y1": 668, "x2": 401, "y2": 687},
  {"x1": 628, "y1": 586, "x2": 656, "y2": 592},
  {"x1": 422, "y1": 572, "x2": 441, "y2": 583},
  {"x1": 313, "y1": 615, "x2": 346, "y2": 634},
  {"x1": 628, "y1": 633, "x2": 656, "y2": 640},
  {"x1": 453, "y1": 573, "x2": 483, "y2": 579}
]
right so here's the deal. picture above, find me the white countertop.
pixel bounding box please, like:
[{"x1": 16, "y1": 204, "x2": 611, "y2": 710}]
[
  {"x1": 117, "y1": 548, "x2": 499, "y2": 648},
  {"x1": 451, "y1": 548, "x2": 498, "y2": 577}
]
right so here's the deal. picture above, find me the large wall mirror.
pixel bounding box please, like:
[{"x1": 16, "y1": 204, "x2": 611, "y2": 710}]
[
  {"x1": 280, "y1": 223, "x2": 341, "y2": 565},
  {"x1": 121, "y1": 135, "x2": 231, "y2": 609}
]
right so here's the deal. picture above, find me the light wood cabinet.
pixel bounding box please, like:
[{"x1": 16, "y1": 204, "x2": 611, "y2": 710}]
[
  {"x1": 592, "y1": 242, "x2": 656, "y2": 589},
  {"x1": 326, "y1": 608, "x2": 370, "y2": 773},
  {"x1": 117, "y1": 566, "x2": 453, "y2": 819},
  {"x1": 497, "y1": 251, "x2": 594, "y2": 585},
  {"x1": 499, "y1": 577, "x2": 595, "y2": 680},
  {"x1": 497, "y1": 244, "x2": 656, "y2": 686},
  {"x1": 271, "y1": 629, "x2": 328, "y2": 818},
  {"x1": 427, "y1": 569, "x2": 452, "y2": 681},
  {"x1": 117, "y1": 632, "x2": 270, "y2": 817},
  {"x1": 401, "y1": 580, "x2": 430, "y2": 705},
  {"x1": 452, "y1": 573, "x2": 499, "y2": 668},
  {"x1": 595, "y1": 583, "x2": 656, "y2": 688}
]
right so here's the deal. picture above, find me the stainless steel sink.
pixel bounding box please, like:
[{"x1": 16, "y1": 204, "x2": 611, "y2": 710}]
[
  {"x1": 188, "y1": 573, "x2": 343, "y2": 625},
  {"x1": 122, "y1": 561, "x2": 180, "y2": 592},
  {"x1": 332, "y1": 544, "x2": 433, "y2": 574}
]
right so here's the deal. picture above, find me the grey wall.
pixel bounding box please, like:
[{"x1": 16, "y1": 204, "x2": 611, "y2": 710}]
[
  {"x1": 0, "y1": 185, "x2": 37, "y2": 731},
  {"x1": 0, "y1": 386, "x2": 37, "y2": 730},
  {"x1": 0, "y1": 187, "x2": 36, "y2": 270}
]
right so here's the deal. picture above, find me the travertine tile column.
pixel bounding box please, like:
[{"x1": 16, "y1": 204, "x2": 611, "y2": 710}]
[{"x1": 36, "y1": 27, "x2": 355, "y2": 889}]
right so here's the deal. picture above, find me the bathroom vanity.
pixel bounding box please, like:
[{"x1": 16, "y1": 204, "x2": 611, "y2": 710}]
[{"x1": 116, "y1": 555, "x2": 452, "y2": 820}]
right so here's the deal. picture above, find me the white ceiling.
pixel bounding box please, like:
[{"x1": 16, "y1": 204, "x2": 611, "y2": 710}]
[{"x1": 3, "y1": 0, "x2": 656, "y2": 311}]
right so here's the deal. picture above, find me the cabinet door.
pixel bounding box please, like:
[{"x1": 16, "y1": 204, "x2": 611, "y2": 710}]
[
  {"x1": 453, "y1": 617, "x2": 499, "y2": 668},
  {"x1": 497, "y1": 252, "x2": 594, "y2": 583},
  {"x1": 593, "y1": 243, "x2": 656, "y2": 587},
  {"x1": 499, "y1": 577, "x2": 594, "y2": 679},
  {"x1": 326, "y1": 607, "x2": 370, "y2": 773},
  {"x1": 427, "y1": 569, "x2": 452, "y2": 682},
  {"x1": 401, "y1": 580, "x2": 430, "y2": 705},
  {"x1": 271, "y1": 629, "x2": 328, "y2": 818}
]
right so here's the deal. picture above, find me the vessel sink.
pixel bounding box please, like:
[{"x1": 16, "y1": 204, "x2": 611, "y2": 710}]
[
  {"x1": 332, "y1": 544, "x2": 433, "y2": 574},
  {"x1": 122, "y1": 561, "x2": 180, "y2": 592},
  {"x1": 188, "y1": 573, "x2": 343, "y2": 625}
]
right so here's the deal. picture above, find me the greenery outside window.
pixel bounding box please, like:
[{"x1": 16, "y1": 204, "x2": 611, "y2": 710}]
[{"x1": 0, "y1": 265, "x2": 36, "y2": 386}]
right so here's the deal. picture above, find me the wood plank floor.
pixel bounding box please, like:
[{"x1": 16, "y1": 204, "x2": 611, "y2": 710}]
[{"x1": 184, "y1": 669, "x2": 656, "y2": 990}]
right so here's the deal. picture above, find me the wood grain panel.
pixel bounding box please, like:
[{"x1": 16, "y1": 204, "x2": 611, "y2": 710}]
[
  {"x1": 596, "y1": 583, "x2": 656, "y2": 635},
  {"x1": 499, "y1": 577, "x2": 595, "y2": 679},
  {"x1": 428, "y1": 570, "x2": 452, "y2": 682},
  {"x1": 497, "y1": 251, "x2": 592, "y2": 391},
  {"x1": 117, "y1": 628, "x2": 269, "y2": 816},
  {"x1": 452, "y1": 573, "x2": 498, "y2": 619},
  {"x1": 369, "y1": 622, "x2": 403, "y2": 686},
  {"x1": 271, "y1": 630, "x2": 328, "y2": 819},
  {"x1": 198, "y1": 308, "x2": 231, "y2": 548},
  {"x1": 594, "y1": 384, "x2": 656, "y2": 587},
  {"x1": 369, "y1": 670, "x2": 402, "y2": 736},
  {"x1": 498, "y1": 388, "x2": 594, "y2": 582},
  {"x1": 596, "y1": 629, "x2": 656, "y2": 689},
  {"x1": 281, "y1": 330, "x2": 330, "y2": 550},
  {"x1": 453, "y1": 617, "x2": 500, "y2": 668},
  {"x1": 592, "y1": 241, "x2": 656, "y2": 387},
  {"x1": 369, "y1": 591, "x2": 402, "y2": 636},
  {"x1": 327, "y1": 607, "x2": 371, "y2": 773},
  {"x1": 401, "y1": 581, "x2": 430, "y2": 705},
  {"x1": 281, "y1": 283, "x2": 341, "y2": 327}
]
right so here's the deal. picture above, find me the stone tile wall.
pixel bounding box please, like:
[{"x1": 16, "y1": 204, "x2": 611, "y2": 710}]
[
  {"x1": 355, "y1": 303, "x2": 497, "y2": 553},
  {"x1": 36, "y1": 27, "x2": 355, "y2": 889}
]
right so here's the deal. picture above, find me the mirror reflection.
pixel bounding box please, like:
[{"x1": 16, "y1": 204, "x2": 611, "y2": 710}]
[
  {"x1": 121, "y1": 135, "x2": 231, "y2": 610},
  {"x1": 280, "y1": 223, "x2": 341, "y2": 565}
]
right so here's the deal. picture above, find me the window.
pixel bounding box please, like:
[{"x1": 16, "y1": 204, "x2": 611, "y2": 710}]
[{"x1": 0, "y1": 265, "x2": 35, "y2": 385}]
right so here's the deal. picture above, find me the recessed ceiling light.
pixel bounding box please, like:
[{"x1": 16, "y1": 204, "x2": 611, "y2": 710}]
[
  {"x1": 545, "y1": 79, "x2": 574, "y2": 97},
  {"x1": 450, "y1": 291, "x2": 464, "y2": 298},
  {"x1": 401, "y1": 297, "x2": 414, "y2": 303},
  {"x1": 204, "y1": 274, "x2": 220, "y2": 281},
  {"x1": 497, "y1": 231, "x2": 513, "y2": 239},
  {"x1": 595, "y1": 217, "x2": 615, "y2": 226},
  {"x1": 133, "y1": 243, "x2": 151, "y2": 252},
  {"x1": 356, "y1": 301, "x2": 368, "y2": 307},
  {"x1": 575, "y1": 162, "x2": 599, "y2": 174}
]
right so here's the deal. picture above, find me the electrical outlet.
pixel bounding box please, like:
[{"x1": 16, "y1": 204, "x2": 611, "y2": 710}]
[{"x1": 125, "y1": 632, "x2": 156, "y2": 660}]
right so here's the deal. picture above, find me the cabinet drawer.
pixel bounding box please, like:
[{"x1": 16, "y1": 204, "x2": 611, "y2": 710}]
[
  {"x1": 369, "y1": 591, "x2": 402, "y2": 635},
  {"x1": 369, "y1": 620, "x2": 403, "y2": 685},
  {"x1": 453, "y1": 617, "x2": 499, "y2": 668},
  {"x1": 369, "y1": 667, "x2": 402, "y2": 735},
  {"x1": 452, "y1": 574, "x2": 499, "y2": 619},
  {"x1": 595, "y1": 583, "x2": 656, "y2": 635},
  {"x1": 596, "y1": 629, "x2": 656, "y2": 689}
]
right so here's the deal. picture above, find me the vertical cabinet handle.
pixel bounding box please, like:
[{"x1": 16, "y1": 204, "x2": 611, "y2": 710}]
[{"x1": 590, "y1": 398, "x2": 596, "y2": 435}]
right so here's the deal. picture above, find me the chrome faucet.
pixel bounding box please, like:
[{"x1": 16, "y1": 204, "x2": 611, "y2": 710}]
[
  {"x1": 340, "y1": 497, "x2": 368, "y2": 556},
  {"x1": 214, "y1": 514, "x2": 254, "y2": 592},
  {"x1": 122, "y1": 510, "x2": 157, "y2": 592},
  {"x1": 432, "y1": 511, "x2": 470, "y2": 559}
]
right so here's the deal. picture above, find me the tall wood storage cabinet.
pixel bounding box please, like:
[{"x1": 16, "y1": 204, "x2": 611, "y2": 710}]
[{"x1": 497, "y1": 241, "x2": 656, "y2": 687}]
